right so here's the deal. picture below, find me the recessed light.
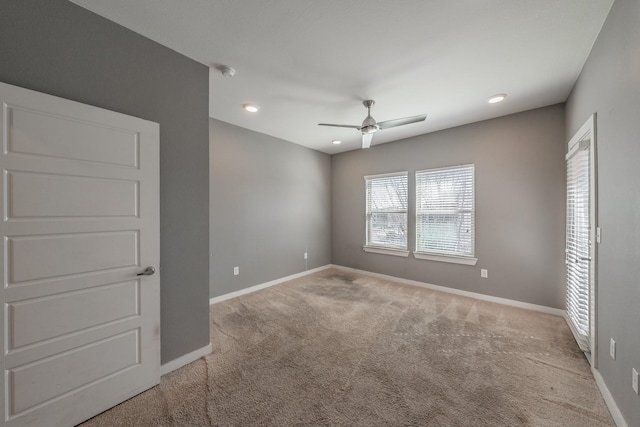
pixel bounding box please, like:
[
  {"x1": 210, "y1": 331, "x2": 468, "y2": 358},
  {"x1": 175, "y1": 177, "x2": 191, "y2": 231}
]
[
  {"x1": 488, "y1": 94, "x2": 507, "y2": 104},
  {"x1": 332, "y1": 140, "x2": 341, "y2": 145},
  {"x1": 243, "y1": 103, "x2": 259, "y2": 113}
]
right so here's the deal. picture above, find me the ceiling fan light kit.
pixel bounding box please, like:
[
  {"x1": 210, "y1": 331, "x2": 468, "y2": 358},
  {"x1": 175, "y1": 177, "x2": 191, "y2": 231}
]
[{"x1": 319, "y1": 100, "x2": 426, "y2": 149}]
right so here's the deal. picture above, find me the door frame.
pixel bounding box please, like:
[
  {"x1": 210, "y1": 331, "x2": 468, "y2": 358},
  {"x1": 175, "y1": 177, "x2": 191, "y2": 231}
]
[{"x1": 566, "y1": 113, "x2": 598, "y2": 367}]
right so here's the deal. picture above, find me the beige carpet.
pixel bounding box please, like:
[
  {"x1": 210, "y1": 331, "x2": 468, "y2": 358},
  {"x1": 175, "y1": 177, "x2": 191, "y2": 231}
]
[{"x1": 81, "y1": 269, "x2": 614, "y2": 426}]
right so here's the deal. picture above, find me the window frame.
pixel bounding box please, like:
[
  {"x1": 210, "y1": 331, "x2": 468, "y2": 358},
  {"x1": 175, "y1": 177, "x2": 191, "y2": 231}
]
[
  {"x1": 414, "y1": 164, "x2": 477, "y2": 265},
  {"x1": 363, "y1": 171, "x2": 410, "y2": 257}
]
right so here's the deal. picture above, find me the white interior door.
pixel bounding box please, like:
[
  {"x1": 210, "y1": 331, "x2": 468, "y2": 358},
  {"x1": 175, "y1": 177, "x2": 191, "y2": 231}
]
[
  {"x1": 565, "y1": 114, "x2": 597, "y2": 364},
  {"x1": 0, "y1": 82, "x2": 160, "y2": 426}
]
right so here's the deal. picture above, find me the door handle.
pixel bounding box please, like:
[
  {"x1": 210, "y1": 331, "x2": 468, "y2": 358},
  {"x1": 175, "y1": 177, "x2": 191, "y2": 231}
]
[{"x1": 137, "y1": 266, "x2": 156, "y2": 276}]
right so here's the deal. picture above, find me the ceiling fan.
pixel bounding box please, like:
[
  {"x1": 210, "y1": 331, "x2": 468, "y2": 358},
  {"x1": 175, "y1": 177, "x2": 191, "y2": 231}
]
[{"x1": 319, "y1": 100, "x2": 427, "y2": 149}]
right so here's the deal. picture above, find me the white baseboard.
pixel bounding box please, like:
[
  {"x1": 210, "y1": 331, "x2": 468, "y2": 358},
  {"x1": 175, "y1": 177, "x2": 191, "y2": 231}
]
[
  {"x1": 329, "y1": 264, "x2": 566, "y2": 317},
  {"x1": 161, "y1": 343, "x2": 212, "y2": 376},
  {"x1": 209, "y1": 265, "x2": 332, "y2": 305},
  {"x1": 592, "y1": 368, "x2": 628, "y2": 427}
]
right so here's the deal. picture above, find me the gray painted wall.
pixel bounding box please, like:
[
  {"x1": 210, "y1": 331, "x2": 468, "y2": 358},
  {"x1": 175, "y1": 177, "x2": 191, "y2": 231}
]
[
  {"x1": 0, "y1": 0, "x2": 210, "y2": 364},
  {"x1": 566, "y1": 0, "x2": 640, "y2": 423},
  {"x1": 332, "y1": 105, "x2": 566, "y2": 309},
  {"x1": 209, "y1": 119, "x2": 331, "y2": 298}
]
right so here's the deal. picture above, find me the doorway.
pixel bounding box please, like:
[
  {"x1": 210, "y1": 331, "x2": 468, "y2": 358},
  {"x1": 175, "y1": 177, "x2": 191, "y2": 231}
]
[{"x1": 565, "y1": 114, "x2": 597, "y2": 365}]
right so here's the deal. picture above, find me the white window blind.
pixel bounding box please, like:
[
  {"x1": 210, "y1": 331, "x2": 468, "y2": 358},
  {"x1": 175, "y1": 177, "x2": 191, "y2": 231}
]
[
  {"x1": 566, "y1": 143, "x2": 591, "y2": 352},
  {"x1": 415, "y1": 165, "x2": 474, "y2": 257},
  {"x1": 365, "y1": 172, "x2": 408, "y2": 250}
]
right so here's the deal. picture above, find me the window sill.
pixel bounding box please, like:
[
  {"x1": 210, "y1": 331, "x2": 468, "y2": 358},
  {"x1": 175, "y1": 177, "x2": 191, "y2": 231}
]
[
  {"x1": 363, "y1": 246, "x2": 410, "y2": 257},
  {"x1": 413, "y1": 252, "x2": 478, "y2": 265}
]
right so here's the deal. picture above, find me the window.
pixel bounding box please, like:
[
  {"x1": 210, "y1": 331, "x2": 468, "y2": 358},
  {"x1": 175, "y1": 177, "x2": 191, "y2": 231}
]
[
  {"x1": 364, "y1": 172, "x2": 409, "y2": 256},
  {"x1": 415, "y1": 164, "x2": 476, "y2": 264},
  {"x1": 565, "y1": 116, "x2": 595, "y2": 354}
]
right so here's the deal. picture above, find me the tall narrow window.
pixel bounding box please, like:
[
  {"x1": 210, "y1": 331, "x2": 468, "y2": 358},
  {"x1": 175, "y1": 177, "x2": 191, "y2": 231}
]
[
  {"x1": 415, "y1": 165, "x2": 475, "y2": 262},
  {"x1": 566, "y1": 140, "x2": 591, "y2": 352},
  {"x1": 564, "y1": 115, "x2": 597, "y2": 362},
  {"x1": 364, "y1": 172, "x2": 408, "y2": 254}
]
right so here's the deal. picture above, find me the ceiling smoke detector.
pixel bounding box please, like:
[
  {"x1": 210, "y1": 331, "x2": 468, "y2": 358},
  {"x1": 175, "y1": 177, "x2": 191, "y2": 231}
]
[{"x1": 217, "y1": 65, "x2": 235, "y2": 78}]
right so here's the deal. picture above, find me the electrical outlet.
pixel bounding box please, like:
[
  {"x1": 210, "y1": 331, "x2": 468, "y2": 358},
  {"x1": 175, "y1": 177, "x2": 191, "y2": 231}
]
[
  {"x1": 304, "y1": 252, "x2": 308, "y2": 260},
  {"x1": 610, "y1": 339, "x2": 616, "y2": 360},
  {"x1": 481, "y1": 269, "x2": 488, "y2": 278},
  {"x1": 233, "y1": 266, "x2": 239, "y2": 276},
  {"x1": 633, "y1": 368, "x2": 639, "y2": 395}
]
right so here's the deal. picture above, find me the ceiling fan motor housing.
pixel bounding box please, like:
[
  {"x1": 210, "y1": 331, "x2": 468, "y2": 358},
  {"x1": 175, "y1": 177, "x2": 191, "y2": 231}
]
[
  {"x1": 361, "y1": 115, "x2": 379, "y2": 134},
  {"x1": 360, "y1": 124, "x2": 379, "y2": 134},
  {"x1": 361, "y1": 100, "x2": 378, "y2": 133}
]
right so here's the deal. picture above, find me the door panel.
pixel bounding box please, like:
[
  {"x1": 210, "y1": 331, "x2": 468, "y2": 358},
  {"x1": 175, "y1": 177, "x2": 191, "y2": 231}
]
[
  {"x1": 0, "y1": 82, "x2": 160, "y2": 426},
  {"x1": 7, "y1": 105, "x2": 139, "y2": 167},
  {"x1": 8, "y1": 231, "x2": 139, "y2": 283},
  {"x1": 9, "y1": 330, "x2": 139, "y2": 414},
  {"x1": 7, "y1": 172, "x2": 138, "y2": 218},
  {"x1": 8, "y1": 281, "x2": 139, "y2": 349}
]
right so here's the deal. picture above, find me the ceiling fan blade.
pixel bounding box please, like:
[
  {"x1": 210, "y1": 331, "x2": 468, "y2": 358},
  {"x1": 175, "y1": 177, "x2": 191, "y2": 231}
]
[
  {"x1": 362, "y1": 133, "x2": 373, "y2": 149},
  {"x1": 377, "y1": 114, "x2": 427, "y2": 130},
  {"x1": 318, "y1": 123, "x2": 361, "y2": 129}
]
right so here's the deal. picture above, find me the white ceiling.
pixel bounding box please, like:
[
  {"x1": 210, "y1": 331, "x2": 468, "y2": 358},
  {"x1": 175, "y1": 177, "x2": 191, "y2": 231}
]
[{"x1": 71, "y1": 0, "x2": 612, "y2": 154}]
